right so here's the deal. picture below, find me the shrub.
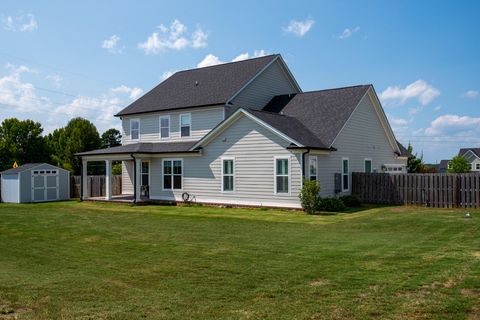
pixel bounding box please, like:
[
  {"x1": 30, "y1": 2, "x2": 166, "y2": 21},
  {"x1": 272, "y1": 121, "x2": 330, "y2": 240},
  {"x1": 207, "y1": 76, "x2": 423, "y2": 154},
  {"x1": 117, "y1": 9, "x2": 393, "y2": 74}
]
[
  {"x1": 299, "y1": 179, "x2": 321, "y2": 214},
  {"x1": 339, "y1": 194, "x2": 362, "y2": 207},
  {"x1": 317, "y1": 197, "x2": 346, "y2": 212}
]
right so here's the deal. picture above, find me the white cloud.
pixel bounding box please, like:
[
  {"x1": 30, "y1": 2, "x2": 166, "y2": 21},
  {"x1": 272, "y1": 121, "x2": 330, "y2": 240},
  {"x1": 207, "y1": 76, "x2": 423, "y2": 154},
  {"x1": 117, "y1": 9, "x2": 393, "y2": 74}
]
[
  {"x1": 380, "y1": 79, "x2": 440, "y2": 106},
  {"x1": 45, "y1": 74, "x2": 62, "y2": 88},
  {"x1": 138, "y1": 20, "x2": 208, "y2": 54},
  {"x1": 339, "y1": 26, "x2": 360, "y2": 39},
  {"x1": 464, "y1": 90, "x2": 479, "y2": 99},
  {"x1": 110, "y1": 85, "x2": 143, "y2": 99},
  {"x1": 102, "y1": 34, "x2": 123, "y2": 54},
  {"x1": 2, "y1": 13, "x2": 37, "y2": 32},
  {"x1": 425, "y1": 114, "x2": 480, "y2": 136},
  {"x1": 434, "y1": 105, "x2": 441, "y2": 111},
  {"x1": 197, "y1": 54, "x2": 224, "y2": 68},
  {"x1": 283, "y1": 18, "x2": 314, "y2": 37},
  {"x1": 389, "y1": 116, "x2": 409, "y2": 126},
  {"x1": 197, "y1": 50, "x2": 268, "y2": 68}
]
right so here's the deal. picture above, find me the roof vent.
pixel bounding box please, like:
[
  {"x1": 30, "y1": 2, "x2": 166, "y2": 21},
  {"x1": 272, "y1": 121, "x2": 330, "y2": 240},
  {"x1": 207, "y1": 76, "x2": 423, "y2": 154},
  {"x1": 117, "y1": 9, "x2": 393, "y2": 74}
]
[{"x1": 195, "y1": 81, "x2": 199, "y2": 86}]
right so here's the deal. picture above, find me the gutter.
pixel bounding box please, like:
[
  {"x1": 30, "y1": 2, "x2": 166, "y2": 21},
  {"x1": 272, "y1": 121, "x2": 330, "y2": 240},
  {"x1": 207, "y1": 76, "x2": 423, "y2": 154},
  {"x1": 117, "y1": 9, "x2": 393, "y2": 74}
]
[
  {"x1": 79, "y1": 158, "x2": 83, "y2": 202},
  {"x1": 301, "y1": 148, "x2": 310, "y2": 178}
]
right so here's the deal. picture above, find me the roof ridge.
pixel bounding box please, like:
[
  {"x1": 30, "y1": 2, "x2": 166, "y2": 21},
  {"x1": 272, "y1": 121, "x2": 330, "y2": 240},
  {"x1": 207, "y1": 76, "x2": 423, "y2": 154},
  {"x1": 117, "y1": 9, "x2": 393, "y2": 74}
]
[
  {"x1": 300, "y1": 84, "x2": 371, "y2": 94},
  {"x1": 174, "y1": 54, "x2": 279, "y2": 74}
]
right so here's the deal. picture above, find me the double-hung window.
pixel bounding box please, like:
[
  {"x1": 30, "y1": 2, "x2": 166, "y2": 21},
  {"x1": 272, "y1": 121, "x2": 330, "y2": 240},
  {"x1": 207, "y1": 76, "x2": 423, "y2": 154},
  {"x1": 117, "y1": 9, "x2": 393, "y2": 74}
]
[
  {"x1": 342, "y1": 158, "x2": 349, "y2": 191},
  {"x1": 222, "y1": 158, "x2": 234, "y2": 192},
  {"x1": 275, "y1": 157, "x2": 290, "y2": 194},
  {"x1": 141, "y1": 161, "x2": 149, "y2": 186},
  {"x1": 180, "y1": 113, "x2": 191, "y2": 137},
  {"x1": 160, "y1": 116, "x2": 170, "y2": 139},
  {"x1": 130, "y1": 119, "x2": 140, "y2": 141},
  {"x1": 163, "y1": 159, "x2": 183, "y2": 190},
  {"x1": 364, "y1": 159, "x2": 372, "y2": 173},
  {"x1": 477, "y1": 163, "x2": 480, "y2": 170},
  {"x1": 309, "y1": 156, "x2": 317, "y2": 181}
]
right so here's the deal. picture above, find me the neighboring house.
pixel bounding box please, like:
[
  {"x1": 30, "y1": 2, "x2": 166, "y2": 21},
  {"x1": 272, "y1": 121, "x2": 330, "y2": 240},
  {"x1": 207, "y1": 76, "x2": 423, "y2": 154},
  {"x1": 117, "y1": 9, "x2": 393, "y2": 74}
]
[
  {"x1": 458, "y1": 148, "x2": 480, "y2": 172},
  {"x1": 77, "y1": 54, "x2": 408, "y2": 208},
  {"x1": 438, "y1": 160, "x2": 450, "y2": 173}
]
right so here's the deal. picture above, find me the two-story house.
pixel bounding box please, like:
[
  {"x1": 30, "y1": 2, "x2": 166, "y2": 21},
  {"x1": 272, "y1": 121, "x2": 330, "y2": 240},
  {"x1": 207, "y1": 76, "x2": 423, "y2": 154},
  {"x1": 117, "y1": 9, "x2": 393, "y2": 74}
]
[
  {"x1": 458, "y1": 148, "x2": 480, "y2": 172},
  {"x1": 78, "y1": 54, "x2": 408, "y2": 208}
]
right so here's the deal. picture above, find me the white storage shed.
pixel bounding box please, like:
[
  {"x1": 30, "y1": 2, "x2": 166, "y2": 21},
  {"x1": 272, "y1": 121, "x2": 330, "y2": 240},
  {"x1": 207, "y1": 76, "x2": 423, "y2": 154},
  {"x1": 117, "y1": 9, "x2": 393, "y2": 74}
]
[{"x1": 0, "y1": 163, "x2": 70, "y2": 203}]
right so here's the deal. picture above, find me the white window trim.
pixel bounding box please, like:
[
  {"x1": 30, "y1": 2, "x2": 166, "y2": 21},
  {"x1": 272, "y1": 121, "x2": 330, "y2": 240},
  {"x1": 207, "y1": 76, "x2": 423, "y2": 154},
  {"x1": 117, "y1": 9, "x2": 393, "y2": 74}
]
[
  {"x1": 179, "y1": 113, "x2": 192, "y2": 138},
  {"x1": 274, "y1": 156, "x2": 291, "y2": 195},
  {"x1": 476, "y1": 163, "x2": 480, "y2": 170},
  {"x1": 130, "y1": 118, "x2": 140, "y2": 141},
  {"x1": 221, "y1": 157, "x2": 235, "y2": 193},
  {"x1": 309, "y1": 156, "x2": 317, "y2": 181},
  {"x1": 364, "y1": 158, "x2": 372, "y2": 173},
  {"x1": 162, "y1": 158, "x2": 183, "y2": 191},
  {"x1": 141, "y1": 160, "x2": 150, "y2": 186},
  {"x1": 159, "y1": 115, "x2": 170, "y2": 140},
  {"x1": 342, "y1": 157, "x2": 349, "y2": 192}
]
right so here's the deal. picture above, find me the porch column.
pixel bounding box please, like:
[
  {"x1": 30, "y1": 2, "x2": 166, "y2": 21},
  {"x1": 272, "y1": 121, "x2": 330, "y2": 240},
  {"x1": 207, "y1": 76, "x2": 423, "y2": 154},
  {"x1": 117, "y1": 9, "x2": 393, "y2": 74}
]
[
  {"x1": 105, "y1": 160, "x2": 112, "y2": 200},
  {"x1": 82, "y1": 159, "x2": 88, "y2": 200},
  {"x1": 135, "y1": 158, "x2": 141, "y2": 202}
]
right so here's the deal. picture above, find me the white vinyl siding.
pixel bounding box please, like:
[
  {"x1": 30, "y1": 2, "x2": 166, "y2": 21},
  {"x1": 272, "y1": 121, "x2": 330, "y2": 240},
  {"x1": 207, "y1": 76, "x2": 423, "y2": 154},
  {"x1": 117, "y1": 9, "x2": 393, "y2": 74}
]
[
  {"x1": 316, "y1": 93, "x2": 407, "y2": 197},
  {"x1": 147, "y1": 114, "x2": 302, "y2": 208},
  {"x1": 122, "y1": 106, "x2": 224, "y2": 144},
  {"x1": 121, "y1": 161, "x2": 134, "y2": 194},
  {"x1": 230, "y1": 60, "x2": 299, "y2": 110}
]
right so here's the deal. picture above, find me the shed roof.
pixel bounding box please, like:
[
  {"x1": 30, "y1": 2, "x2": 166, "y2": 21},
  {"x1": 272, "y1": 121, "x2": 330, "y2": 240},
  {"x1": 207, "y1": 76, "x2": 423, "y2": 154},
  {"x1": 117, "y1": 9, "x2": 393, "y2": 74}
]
[{"x1": 1, "y1": 163, "x2": 55, "y2": 175}]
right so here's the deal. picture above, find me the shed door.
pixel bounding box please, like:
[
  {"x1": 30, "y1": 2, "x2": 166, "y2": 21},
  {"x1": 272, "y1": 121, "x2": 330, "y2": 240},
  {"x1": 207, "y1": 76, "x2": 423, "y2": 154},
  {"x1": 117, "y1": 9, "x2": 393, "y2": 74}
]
[{"x1": 32, "y1": 170, "x2": 59, "y2": 202}]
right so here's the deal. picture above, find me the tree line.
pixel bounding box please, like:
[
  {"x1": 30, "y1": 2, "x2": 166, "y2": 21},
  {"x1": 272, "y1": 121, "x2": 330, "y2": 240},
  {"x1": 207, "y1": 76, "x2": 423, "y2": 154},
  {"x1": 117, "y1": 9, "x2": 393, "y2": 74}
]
[{"x1": 0, "y1": 117, "x2": 122, "y2": 175}]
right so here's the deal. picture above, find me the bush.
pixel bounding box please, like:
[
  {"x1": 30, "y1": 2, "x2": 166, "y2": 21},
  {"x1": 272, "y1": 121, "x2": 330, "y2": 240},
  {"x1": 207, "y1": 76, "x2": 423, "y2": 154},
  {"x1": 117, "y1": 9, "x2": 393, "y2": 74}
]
[
  {"x1": 299, "y1": 179, "x2": 321, "y2": 214},
  {"x1": 339, "y1": 194, "x2": 362, "y2": 207},
  {"x1": 317, "y1": 197, "x2": 346, "y2": 212}
]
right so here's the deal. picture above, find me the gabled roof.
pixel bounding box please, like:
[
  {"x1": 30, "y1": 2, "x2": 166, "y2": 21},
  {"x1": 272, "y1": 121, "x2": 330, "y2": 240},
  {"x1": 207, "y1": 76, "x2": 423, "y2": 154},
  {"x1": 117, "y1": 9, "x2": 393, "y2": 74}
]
[
  {"x1": 439, "y1": 159, "x2": 450, "y2": 172},
  {"x1": 1, "y1": 163, "x2": 60, "y2": 175},
  {"x1": 76, "y1": 141, "x2": 198, "y2": 156},
  {"x1": 396, "y1": 140, "x2": 411, "y2": 158},
  {"x1": 459, "y1": 148, "x2": 480, "y2": 158},
  {"x1": 116, "y1": 55, "x2": 280, "y2": 116},
  {"x1": 262, "y1": 85, "x2": 371, "y2": 147}
]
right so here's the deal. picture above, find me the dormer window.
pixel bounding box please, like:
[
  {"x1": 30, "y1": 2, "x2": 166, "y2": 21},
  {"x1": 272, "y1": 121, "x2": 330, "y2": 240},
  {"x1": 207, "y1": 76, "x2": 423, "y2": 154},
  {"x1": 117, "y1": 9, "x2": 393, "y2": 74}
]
[
  {"x1": 180, "y1": 113, "x2": 191, "y2": 137},
  {"x1": 130, "y1": 119, "x2": 140, "y2": 141},
  {"x1": 160, "y1": 116, "x2": 170, "y2": 139}
]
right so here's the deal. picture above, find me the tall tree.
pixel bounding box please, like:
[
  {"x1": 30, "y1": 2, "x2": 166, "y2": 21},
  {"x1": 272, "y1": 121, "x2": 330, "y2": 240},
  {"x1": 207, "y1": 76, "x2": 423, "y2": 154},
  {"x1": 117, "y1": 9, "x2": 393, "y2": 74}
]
[
  {"x1": 101, "y1": 128, "x2": 122, "y2": 148},
  {"x1": 0, "y1": 118, "x2": 50, "y2": 171},
  {"x1": 447, "y1": 156, "x2": 470, "y2": 173},
  {"x1": 47, "y1": 117, "x2": 101, "y2": 174}
]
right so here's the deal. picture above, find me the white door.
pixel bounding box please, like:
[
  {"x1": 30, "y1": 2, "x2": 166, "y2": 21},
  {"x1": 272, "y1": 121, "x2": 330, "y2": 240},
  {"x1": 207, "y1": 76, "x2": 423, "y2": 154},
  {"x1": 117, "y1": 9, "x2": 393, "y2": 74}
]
[{"x1": 32, "y1": 170, "x2": 59, "y2": 202}]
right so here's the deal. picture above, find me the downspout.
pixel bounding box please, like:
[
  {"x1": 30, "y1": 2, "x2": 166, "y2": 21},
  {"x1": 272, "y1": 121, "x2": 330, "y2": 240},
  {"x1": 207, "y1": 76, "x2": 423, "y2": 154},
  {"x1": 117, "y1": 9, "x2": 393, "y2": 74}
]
[{"x1": 130, "y1": 153, "x2": 137, "y2": 204}]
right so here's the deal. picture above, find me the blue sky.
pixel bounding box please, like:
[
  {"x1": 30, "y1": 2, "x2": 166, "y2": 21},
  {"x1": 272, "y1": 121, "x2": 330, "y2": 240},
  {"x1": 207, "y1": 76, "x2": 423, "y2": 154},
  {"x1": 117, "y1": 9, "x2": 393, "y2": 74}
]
[{"x1": 0, "y1": 0, "x2": 479, "y2": 162}]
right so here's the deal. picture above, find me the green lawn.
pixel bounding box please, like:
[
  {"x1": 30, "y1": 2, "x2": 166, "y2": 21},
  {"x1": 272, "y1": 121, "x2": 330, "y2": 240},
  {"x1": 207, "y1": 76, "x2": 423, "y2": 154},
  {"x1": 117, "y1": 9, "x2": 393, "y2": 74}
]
[{"x1": 0, "y1": 201, "x2": 479, "y2": 319}]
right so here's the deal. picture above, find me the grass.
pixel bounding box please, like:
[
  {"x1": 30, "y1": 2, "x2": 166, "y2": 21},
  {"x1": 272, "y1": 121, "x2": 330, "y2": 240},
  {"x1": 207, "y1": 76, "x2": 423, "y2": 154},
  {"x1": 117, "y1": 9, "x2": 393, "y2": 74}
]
[{"x1": 0, "y1": 201, "x2": 479, "y2": 319}]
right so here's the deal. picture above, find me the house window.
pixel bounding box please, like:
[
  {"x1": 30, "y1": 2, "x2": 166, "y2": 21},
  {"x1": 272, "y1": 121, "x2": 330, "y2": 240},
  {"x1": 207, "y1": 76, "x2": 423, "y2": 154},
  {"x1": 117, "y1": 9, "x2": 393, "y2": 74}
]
[
  {"x1": 364, "y1": 159, "x2": 372, "y2": 173},
  {"x1": 130, "y1": 119, "x2": 140, "y2": 141},
  {"x1": 222, "y1": 158, "x2": 234, "y2": 192},
  {"x1": 476, "y1": 163, "x2": 480, "y2": 170},
  {"x1": 447, "y1": 162, "x2": 452, "y2": 169},
  {"x1": 163, "y1": 159, "x2": 182, "y2": 190},
  {"x1": 309, "y1": 156, "x2": 317, "y2": 181},
  {"x1": 342, "y1": 158, "x2": 349, "y2": 191},
  {"x1": 180, "y1": 113, "x2": 191, "y2": 137},
  {"x1": 160, "y1": 116, "x2": 170, "y2": 139},
  {"x1": 141, "y1": 162, "x2": 149, "y2": 186},
  {"x1": 275, "y1": 157, "x2": 290, "y2": 194}
]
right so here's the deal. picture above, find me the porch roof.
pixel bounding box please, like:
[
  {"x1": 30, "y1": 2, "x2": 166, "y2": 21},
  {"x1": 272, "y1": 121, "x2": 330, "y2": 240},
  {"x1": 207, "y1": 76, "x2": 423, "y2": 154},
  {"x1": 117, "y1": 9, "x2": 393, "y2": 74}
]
[{"x1": 76, "y1": 141, "x2": 199, "y2": 157}]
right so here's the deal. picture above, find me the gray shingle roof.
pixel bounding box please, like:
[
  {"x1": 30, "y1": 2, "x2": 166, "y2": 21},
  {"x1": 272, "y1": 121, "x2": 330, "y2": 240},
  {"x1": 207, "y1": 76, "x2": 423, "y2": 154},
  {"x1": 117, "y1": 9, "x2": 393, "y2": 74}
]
[
  {"x1": 76, "y1": 141, "x2": 198, "y2": 156},
  {"x1": 246, "y1": 109, "x2": 329, "y2": 149},
  {"x1": 438, "y1": 160, "x2": 450, "y2": 172},
  {"x1": 116, "y1": 55, "x2": 279, "y2": 116},
  {"x1": 262, "y1": 85, "x2": 371, "y2": 147},
  {"x1": 396, "y1": 141, "x2": 411, "y2": 157},
  {"x1": 459, "y1": 148, "x2": 480, "y2": 158},
  {"x1": 1, "y1": 163, "x2": 47, "y2": 174}
]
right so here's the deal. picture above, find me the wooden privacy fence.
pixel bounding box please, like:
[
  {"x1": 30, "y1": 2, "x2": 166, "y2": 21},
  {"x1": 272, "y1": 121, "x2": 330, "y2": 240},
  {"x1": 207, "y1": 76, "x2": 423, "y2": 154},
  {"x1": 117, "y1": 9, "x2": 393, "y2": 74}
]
[
  {"x1": 352, "y1": 172, "x2": 480, "y2": 208},
  {"x1": 70, "y1": 175, "x2": 122, "y2": 198}
]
